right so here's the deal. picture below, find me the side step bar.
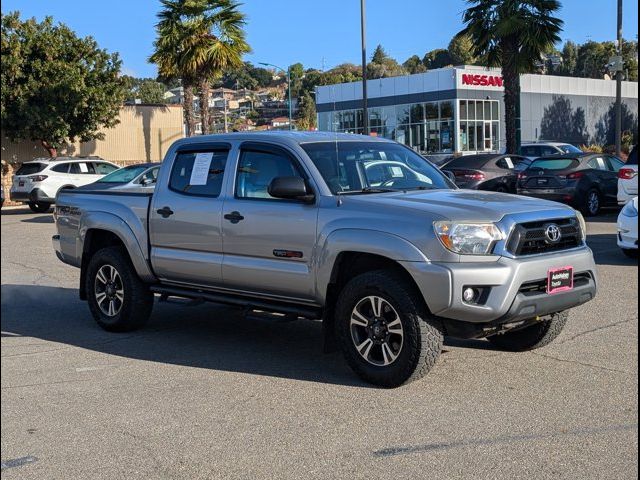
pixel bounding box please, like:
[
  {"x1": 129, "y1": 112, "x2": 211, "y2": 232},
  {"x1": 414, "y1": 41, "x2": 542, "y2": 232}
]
[{"x1": 150, "y1": 285, "x2": 323, "y2": 320}]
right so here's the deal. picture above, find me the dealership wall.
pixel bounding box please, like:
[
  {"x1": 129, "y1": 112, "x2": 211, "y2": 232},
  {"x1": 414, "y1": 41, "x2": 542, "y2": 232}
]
[{"x1": 1, "y1": 105, "x2": 185, "y2": 204}]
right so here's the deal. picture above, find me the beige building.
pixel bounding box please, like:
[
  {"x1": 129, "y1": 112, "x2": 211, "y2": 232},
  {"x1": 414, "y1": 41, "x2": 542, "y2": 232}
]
[{"x1": 1, "y1": 105, "x2": 184, "y2": 204}]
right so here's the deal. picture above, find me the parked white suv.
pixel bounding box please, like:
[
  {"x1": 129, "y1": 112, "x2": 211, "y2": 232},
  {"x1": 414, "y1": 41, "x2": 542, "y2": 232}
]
[
  {"x1": 10, "y1": 157, "x2": 119, "y2": 212},
  {"x1": 617, "y1": 145, "x2": 638, "y2": 205}
]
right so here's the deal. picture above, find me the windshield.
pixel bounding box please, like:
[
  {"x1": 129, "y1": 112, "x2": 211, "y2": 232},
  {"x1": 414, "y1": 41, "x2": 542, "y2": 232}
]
[
  {"x1": 528, "y1": 158, "x2": 579, "y2": 170},
  {"x1": 558, "y1": 144, "x2": 582, "y2": 154},
  {"x1": 97, "y1": 165, "x2": 149, "y2": 183},
  {"x1": 16, "y1": 163, "x2": 46, "y2": 175},
  {"x1": 301, "y1": 141, "x2": 451, "y2": 194}
]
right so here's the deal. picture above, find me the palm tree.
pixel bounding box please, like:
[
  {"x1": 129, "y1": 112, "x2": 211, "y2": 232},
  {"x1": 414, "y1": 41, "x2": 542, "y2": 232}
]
[
  {"x1": 150, "y1": 0, "x2": 250, "y2": 136},
  {"x1": 459, "y1": 0, "x2": 563, "y2": 153}
]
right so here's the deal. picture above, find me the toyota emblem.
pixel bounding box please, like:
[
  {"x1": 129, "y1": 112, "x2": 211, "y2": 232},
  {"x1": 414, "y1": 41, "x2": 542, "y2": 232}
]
[{"x1": 545, "y1": 224, "x2": 562, "y2": 243}]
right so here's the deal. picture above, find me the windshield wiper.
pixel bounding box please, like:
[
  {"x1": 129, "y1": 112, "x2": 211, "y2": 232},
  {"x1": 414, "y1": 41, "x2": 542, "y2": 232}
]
[
  {"x1": 402, "y1": 186, "x2": 438, "y2": 191},
  {"x1": 338, "y1": 187, "x2": 398, "y2": 195}
]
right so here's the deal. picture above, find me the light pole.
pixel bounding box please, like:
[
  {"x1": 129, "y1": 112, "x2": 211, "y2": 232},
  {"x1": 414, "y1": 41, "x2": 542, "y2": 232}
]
[
  {"x1": 259, "y1": 62, "x2": 293, "y2": 130},
  {"x1": 615, "y1": 0, "x2": 623, "y2": 156},
  {"x1": 360, "y1": 0, "x2": 369, "y2": 135}
]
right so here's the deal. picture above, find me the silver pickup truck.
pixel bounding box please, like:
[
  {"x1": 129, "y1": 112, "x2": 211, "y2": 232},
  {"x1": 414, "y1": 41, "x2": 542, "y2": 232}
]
[{"x1": 53, "y1": 132, "x2": 597, "y2": 387}]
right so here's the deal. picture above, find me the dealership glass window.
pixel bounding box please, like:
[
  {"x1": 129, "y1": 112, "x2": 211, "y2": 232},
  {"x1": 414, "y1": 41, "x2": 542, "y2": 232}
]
[
  {"x1": 410, "y1": 104, "x2": 424, "y2": 123},
  {"x1": 459, "y1": 100, "x2": 467, "y2": 120},
  {"x1": 440, "y1": 121, "x2": 454, "y2": 152},
  {"x1": 484, "y1": 101, "x2": 491, "y2": 120},
  {"x1": 396, "y1": 104, "x2": 411, "y2": 125},
  {"x1": 492, "y1": 102, "x2": 499, "y2": 120},
  {"x1": 318, "y1": 112, "x2": 331, "y2": 131},
  {"x1": 467, "y1": 101, "x2": 476, "y2": 121},
  {"x1": 475, "y1": 101, "x2": 484, "y2": 120},
  {"x1": 425, "y1": 102, "x2": 438, "y2": 121},
  {"x1": 440, "y1": 101, "x2": 453, "y2": 120},
  {"x1": 459, "y1": 122, "x2": 469, "y2": 151}
]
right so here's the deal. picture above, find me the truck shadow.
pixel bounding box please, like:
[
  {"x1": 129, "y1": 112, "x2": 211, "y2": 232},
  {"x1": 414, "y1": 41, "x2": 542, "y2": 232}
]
[{"x1": 0, "y1": 284, "x2": 369, "y2": 388}]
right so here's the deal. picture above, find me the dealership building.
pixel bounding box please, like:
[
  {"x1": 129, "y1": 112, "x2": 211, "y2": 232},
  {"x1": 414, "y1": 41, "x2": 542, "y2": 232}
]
[{"x1": 315, "y1": 65, "x2": 638, "y2": 157}]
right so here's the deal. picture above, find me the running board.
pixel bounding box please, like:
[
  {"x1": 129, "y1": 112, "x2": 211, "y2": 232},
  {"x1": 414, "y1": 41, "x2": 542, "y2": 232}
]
[{"x1": 150, "y1": 285, "x2": 322, "y2": 320}]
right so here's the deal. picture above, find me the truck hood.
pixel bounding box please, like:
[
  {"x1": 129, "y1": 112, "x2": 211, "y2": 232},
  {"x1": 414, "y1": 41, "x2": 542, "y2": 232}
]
[{"x1": 345, "y1": 189, "x2": 574, "y2": 222}]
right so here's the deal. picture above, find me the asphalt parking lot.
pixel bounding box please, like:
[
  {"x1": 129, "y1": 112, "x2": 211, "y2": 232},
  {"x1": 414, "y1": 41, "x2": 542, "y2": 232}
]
[{"x1": 1, "y1": 207, "x2": 637, "y2": 479}]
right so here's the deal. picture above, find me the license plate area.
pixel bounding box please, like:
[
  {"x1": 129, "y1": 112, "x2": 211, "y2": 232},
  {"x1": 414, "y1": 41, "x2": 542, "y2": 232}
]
[{"x1": 547, "y1": 266, "x2": 574, "y2": 294}]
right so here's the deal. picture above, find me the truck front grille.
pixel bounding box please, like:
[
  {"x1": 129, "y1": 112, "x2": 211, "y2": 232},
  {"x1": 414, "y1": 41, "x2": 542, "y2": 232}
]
[{"x1": 506, "y1": 217, "x2": 582, "y2": 256}]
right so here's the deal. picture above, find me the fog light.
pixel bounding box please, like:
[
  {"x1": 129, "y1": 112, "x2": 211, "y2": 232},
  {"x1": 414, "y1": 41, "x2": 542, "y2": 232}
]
[{"x1": 463, "y1": 288, "x2": 476, "y2": 303}]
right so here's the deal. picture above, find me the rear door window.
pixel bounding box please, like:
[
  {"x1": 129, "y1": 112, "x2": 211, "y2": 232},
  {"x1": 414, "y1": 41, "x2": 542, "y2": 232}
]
[
  {"x1": 51, "y1": 163, "x2": 70, "y2": 173},
  {"x1": 520, "y1": 146, "x2": 540, "y2": 157},
  {"x1": 540, "y1": 146, "x2": 558, "y2": 156},
  {"x1": 16, "y1": 163, "x2": 47, "y2": 175},
  {"x1": 93, "y1": 162, "x2": 119, "y2": 174},
  {"x1": 68, "y1": 163, "x2": 81, "y2": 174},
  {"x1": 587, "y1": 156, "x2": 608, "y2": 171},
  {"x1": 169, "y1": 150, "x2": 229, "y2": 196},
  {"x1": 496, "y1": 157, "x2": 516, "y2": 169}
]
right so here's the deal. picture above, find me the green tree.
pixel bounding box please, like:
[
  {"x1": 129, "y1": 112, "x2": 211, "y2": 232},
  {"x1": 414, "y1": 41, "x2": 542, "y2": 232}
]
[
  {"x1": 403, "y1": 55, "x2": 427, "y2": 74},
  {"x1": 557, "y1": 41, "x2": 578, "y2": 76},
  {"x1": 122, "y1": 76, "x2": 168, "y2": 104},
  {"x1": 1, "y1": 12, "x2": 126, "y2": 157},
  {"x1": 576, "y1": 40, "x2": 615, "y2": 79},
  {"x1": 460, "y1": 0, "x2": 563, "y2": 154},
  {"x1": 296, "y1": 92, "x2": 317, "y2": 131},
  {"x1": 422, "y1": 49, "x2": 453, "y2": 69},
  {"x1": 288, "y1": 62, "x2": 305, "y2": 99},
  {"x1": 622, "y1": 40, "x2": 638, "y2": 82},
  {"x1": 448, "y1": 33, "x2": 477, "y2": 65},
  {"x1": 150, "y1": 0, "x2": 250, "y2": 135},
  {"x1": 367, "y1": 44, "x2": 405, "y2": 78}
]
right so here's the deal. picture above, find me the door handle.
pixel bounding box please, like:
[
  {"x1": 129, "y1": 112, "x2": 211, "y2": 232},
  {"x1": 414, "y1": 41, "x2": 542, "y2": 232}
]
[
  {"x1": 224, "y1": 211, "x2": 244, "y2": 224},
  {"x1": 157, "y1": 206, "x2": 174, "y2": 218}
]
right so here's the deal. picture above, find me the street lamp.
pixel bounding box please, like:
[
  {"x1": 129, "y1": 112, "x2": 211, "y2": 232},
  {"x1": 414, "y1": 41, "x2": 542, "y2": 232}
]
[{"x1": 259, "y1": 62, "x2": 293, "y2": 130}]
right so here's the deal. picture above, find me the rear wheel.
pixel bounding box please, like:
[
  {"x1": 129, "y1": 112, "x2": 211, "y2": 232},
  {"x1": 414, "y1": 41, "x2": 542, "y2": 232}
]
[
  {"x1": 85, "y1": 246, "x2": 153, "y2": 332},
  {"x1": 582, "y1": 189, "x2": 601, "y2": 216},
  {"x1": 28, "y1": 201, "x2": 52, "y2": 213},
  {"x1": 335, "y1": 270, "x2": 443, "y2": 387},
  {"x1": 487, "y1": 311, "x2": 569, "y2": 351}
]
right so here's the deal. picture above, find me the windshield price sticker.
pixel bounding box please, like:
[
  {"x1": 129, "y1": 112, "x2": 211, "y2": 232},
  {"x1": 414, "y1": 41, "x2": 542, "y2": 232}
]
[{"x1": 190, "y1": 152, "x2": 214, "y2": 186}]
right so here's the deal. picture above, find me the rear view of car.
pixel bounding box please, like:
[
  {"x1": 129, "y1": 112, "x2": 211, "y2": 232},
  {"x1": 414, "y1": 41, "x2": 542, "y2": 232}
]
[
  {"x1": 618, "y1": 145, "x2": 638, "y2": 205},
  {"x1": 442, "y1": 154, "x2": 526, "y2": 192},
  {"x1": 517, "y1": 154, "x2": 621, "y2": 216}
]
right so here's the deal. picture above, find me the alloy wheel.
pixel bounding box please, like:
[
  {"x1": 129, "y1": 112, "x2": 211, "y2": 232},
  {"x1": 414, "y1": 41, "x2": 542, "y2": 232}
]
[
  {"x1": 350, "y1": 296, "x2": 404, "y2": 366},
  {"x1": 94, "y1": 264, "x2": 124, "y2": 317},
  {"x1": 588, "y1": 191, "x2": 599, "y2": 215}
]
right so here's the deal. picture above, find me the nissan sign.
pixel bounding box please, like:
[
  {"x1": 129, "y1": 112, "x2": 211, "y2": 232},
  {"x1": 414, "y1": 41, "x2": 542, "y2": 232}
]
[{"x1": 461, "y1": 74, "x2": 504, "y2": 87}]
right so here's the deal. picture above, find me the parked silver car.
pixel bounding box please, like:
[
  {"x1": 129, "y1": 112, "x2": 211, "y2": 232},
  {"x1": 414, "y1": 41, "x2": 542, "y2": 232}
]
[{"x1": 52, "y1": 132, "x2": 597, "y2": 387}]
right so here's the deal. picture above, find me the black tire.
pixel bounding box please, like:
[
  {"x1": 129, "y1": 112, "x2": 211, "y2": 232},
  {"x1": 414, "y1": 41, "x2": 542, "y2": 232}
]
[
  {"x1": 622, "y1": 248, "x2": 638, "y2": 259},
  {"x1": 581, "y1": 189, "x2": 601, "y2": 217},
  {"x1": 335, "y1": 270, "x2": 443, "y2": 388},
  {"x1": 85, "y1": 246, "x2": 153, "y2": 332},
  {"x1": 28, "y1": 201, "x2": 52, "y2": 213},
  {"x1": 487, "y1": 311, "x2": 569, "y2": 351}
]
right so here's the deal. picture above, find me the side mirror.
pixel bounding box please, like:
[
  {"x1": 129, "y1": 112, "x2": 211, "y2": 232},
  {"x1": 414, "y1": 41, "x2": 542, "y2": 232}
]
[
  {"x1": 268, "y1": 176, "x2": 315, "y2": 203},
  {"x1": 141, "y1": 177, "x2": 155, "y2": 186}
]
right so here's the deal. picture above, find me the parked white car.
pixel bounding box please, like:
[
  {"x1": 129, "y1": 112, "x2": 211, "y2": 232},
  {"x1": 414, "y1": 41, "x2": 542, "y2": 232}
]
[
  {"x1": 617, "y1": 196, "x2": 638, "y2": 258},
  {"x1": 10, "y1": 157, "x2": 119, "y2": 212},
  {"x1": 617, "y1": 145, "x2": 638, "y2": 205}
]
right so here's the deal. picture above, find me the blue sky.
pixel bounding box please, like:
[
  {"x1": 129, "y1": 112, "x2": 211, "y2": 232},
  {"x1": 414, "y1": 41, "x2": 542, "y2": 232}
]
[{"x1": 2, "y1": 0, "x2": 638, "y2": 78}]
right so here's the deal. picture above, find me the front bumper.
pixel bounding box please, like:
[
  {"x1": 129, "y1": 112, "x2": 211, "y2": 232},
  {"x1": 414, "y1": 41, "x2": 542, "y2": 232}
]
[{"x1": 401, "y1": 246, "x2": 597, "y2": 324}]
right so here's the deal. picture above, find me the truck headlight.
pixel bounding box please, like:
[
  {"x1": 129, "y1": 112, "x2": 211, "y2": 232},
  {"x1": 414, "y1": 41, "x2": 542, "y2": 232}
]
[
  {"x1": 575, "y1": 211, "x2": 587, "y2": 242},
  {"x1": 621, "y1": 200, "x2": 638, "y2": 218},
  {"x1": 433, "y1": 221, "x2": 504, "y2": 255}
]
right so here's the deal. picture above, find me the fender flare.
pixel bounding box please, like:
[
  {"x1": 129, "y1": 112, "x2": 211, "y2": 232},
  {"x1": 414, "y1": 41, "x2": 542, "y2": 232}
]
[
  {"x1": 79, "y1": 211, "x2": 155, "y2": 282},
  {"x1": 314, "y1": 228, "x2": 428, "y2": 303}
]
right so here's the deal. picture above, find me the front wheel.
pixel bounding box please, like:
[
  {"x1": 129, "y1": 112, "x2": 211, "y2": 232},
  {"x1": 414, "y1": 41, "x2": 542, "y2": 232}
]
[
  {"x1": 487, "y1": 311, "x2": 569, "y2": 351},
  {"x1": 28, "y1": 201, "x2": 52, "y2": 213},
  {"x1": 335, "y1": 270, "x2": 443, "y2": 388},
  {"x1": 85, "y1": 246, "x2": 154, "y2": 332}
]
